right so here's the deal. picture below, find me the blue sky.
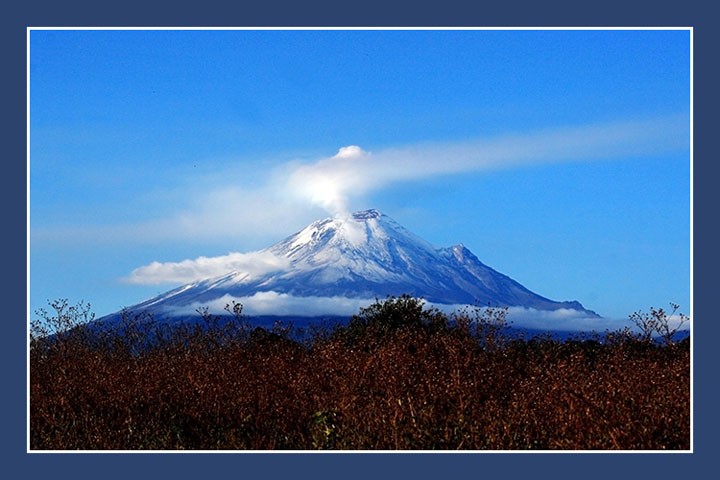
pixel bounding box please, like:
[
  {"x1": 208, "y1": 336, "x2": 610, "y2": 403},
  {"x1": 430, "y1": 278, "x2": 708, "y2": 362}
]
[{"x1": 29, "y1": 28, "x2": 691, "y2": 322}]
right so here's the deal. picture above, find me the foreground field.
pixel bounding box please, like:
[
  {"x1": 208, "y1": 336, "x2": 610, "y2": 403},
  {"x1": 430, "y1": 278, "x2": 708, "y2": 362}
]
[{"x1": 30, "y1": 297, "x2": 690, "y2": 450}]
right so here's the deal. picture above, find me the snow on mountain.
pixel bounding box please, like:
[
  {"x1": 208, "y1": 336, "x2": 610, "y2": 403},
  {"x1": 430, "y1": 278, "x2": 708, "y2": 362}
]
[{"x1": 121, "y1": 209, "x2": 597, "y2": 319}]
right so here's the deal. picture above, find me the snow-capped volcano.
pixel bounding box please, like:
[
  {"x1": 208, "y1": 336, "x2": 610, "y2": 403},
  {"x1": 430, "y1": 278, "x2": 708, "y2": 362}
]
[{"x1": 124, "y1": 209, "x2": 597, "y2": 318}]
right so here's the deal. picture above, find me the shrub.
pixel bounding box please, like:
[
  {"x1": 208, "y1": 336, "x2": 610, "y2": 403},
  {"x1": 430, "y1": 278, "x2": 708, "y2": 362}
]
[{"x1": 629, "y1": 303, "x2": 689, "y2": 345}]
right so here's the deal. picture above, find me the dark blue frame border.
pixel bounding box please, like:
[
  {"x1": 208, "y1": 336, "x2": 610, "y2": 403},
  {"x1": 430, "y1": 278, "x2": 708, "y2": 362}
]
[{"x1": 7, "y1": 1, "x2": 716, "y2": 479}]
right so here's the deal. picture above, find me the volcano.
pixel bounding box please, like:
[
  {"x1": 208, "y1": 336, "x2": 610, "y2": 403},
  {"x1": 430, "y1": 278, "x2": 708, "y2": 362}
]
[{"x1": 114, "y1": 209, "x2": 597, "y2": 322}]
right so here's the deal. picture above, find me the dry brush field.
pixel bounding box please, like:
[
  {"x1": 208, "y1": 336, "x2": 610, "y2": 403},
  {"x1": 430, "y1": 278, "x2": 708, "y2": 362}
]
[{"x1": 30, "y1": 297, "x2": 690, "y2": 450}]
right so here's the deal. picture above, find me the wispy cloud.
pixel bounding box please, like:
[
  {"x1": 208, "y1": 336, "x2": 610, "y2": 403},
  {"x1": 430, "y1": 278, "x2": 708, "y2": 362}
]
[
  {"x1": 32, "y1": 113, "x2": 689, "y2": 250},
  {"x1": 124, "y1": 250, "x2": 289, "y2": 285}
]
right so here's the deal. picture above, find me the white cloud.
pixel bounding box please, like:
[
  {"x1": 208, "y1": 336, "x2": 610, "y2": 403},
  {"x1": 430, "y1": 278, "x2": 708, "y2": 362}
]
[
  {"x1": 163, "y1": 292, "x2": 378, "y2": 317},
  {"x1": 334, "y1": 145, "x2": 366, "y2": 159},
  {"x1": 124, "y1": 250, "x2": 290, "y2": 285}
]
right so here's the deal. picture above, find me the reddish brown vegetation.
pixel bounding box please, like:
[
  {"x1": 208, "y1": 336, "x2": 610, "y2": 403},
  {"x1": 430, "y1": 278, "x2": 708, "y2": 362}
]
[{"x1": 30, "y1": 297, "x2": 690, "y2": 450}]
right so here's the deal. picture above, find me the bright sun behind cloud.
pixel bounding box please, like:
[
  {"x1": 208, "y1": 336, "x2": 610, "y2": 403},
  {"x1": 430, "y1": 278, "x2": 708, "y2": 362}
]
[{"x1": 288, "y1": 145, "x2": 371, "y2": 217}]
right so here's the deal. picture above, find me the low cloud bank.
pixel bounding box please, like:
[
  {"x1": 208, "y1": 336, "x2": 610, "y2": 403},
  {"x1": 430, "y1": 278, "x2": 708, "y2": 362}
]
[
  {"x1": 158, "y1": 292, "x2": 690, "y2": 334},
  {"x1": 163, "y1": 292, "x2": 378, "y2": 318},
  {"x1": 505, "y1": 307, "x2": 628, "y2": 332}
]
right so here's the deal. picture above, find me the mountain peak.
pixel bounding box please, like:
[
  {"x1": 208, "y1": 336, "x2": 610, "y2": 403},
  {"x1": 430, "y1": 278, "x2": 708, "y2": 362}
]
[{"x1": 351, "y1": 209, "x2": 382, "y2": 221}]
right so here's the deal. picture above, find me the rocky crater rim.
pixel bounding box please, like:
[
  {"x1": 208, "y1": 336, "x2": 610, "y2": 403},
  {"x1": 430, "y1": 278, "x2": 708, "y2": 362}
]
[{"x1": 352, "y1": 209, "x2": 382, "y2": 220}]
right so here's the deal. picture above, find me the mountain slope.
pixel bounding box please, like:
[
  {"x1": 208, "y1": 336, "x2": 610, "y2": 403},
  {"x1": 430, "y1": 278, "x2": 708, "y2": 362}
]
[{"x1": 124, "y1": 209, "x2": 597, "y2": 319}]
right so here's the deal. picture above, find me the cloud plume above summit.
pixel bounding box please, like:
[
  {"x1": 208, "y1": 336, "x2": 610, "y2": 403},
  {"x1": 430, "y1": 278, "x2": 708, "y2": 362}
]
[{"x1": 285, "y1": 113, "x2": 688, "y2": 217}]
